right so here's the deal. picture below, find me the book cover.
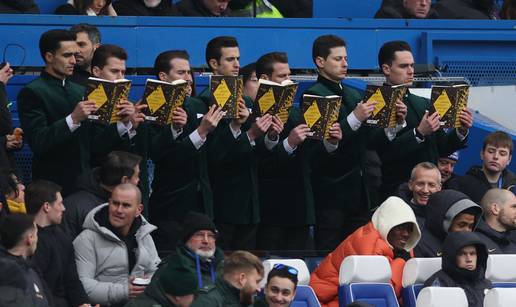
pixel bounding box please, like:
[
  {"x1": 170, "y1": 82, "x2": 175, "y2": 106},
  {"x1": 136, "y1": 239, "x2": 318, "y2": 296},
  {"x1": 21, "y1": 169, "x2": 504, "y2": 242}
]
[
  {"x1": 430, "y1": 84, "x2": 469, "y2": 128},
  {"x1": 85, "y1": 77, "x2": 131, "y2": 125},
  {"x1": 363, "y1": 84, "x2": 407, "y2": 128},
  {"x1": 301, "y1": 94, "x2": 342, "y2": 140},
  {"x1": 141, "y1": 79, "x2": 189, "y2": 125},
  {"x1": 254, "y1": 79, "x2": 298, "y2": 123},
  {"x1": 210, "y1": 75, "x2": 243, "y2": 119}
]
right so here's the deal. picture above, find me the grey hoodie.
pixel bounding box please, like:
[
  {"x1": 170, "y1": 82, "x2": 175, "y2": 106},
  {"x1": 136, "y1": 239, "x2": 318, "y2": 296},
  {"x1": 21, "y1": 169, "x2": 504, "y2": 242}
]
[{"x1": 73, "y1": 203, "x2": 160, "y2": 306}]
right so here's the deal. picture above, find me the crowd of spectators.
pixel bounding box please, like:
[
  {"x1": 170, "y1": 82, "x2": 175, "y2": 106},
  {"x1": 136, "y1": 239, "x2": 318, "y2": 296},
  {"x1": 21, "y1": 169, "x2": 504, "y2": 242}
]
[{"x1": 0, "y1": 0, "x2": 514, "y2": 303}]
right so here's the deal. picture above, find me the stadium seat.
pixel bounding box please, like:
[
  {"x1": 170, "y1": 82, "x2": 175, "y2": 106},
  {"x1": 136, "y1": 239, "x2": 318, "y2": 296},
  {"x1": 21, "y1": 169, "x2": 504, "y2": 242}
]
[
  {"x1": 485, "y1": 254, "x2": 516, "y2": 288},
  {"x1": 416, "y1": 287, "x2": 468, "y2": 307},
  {"x1": 261, "y1": 259, "x2": 320, "y2": 307},
  {"x1": 484, "y1": 288, "x2": 516, "y2": 307},
  {"x1": 338, "y1": 255, "x2": 399, "y2": 307},
  {"x1": 402, "y1": 258, "x2": 442, "y2": 307}
]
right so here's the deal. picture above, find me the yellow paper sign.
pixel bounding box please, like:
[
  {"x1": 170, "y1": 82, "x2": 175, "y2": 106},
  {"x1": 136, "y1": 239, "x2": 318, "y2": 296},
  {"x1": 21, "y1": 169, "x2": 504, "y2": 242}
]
[
  {"x1": 213, "y1": 79, "x2": 231, "y2": 108},
  {"x1": 434, "y1": 90, "x2": 452, "y2": 117},
  {"x1": 258, "y1": 88, "x2": 275, "y2": 114},
  {"x1": 304, "y1": 100, "x2": 322, "y2": 128},
  {"x1": 88, "y1": 83, "x2": 108, "y2": 108},
  {"x1": 146, "y1": 85, "x2": 166, "y2": 113},
  {"x1": 370, "y1": 88, "x2": 386, "y2": 116}
]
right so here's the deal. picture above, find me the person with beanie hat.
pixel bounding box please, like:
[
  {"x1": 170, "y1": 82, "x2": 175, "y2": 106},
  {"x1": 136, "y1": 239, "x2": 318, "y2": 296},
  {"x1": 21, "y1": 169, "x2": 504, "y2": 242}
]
[
  {"x1": 310, "y1": 196, "x2": 422, "y2": 306},
  {"x1": 423, "y1": 232, "x2": 492, "y2": 307},
  {"x1": 438, "y1": 151, "x2": 460, "y2": 188},
  {"x1": 125, "y1": 253, "x2": 198, "y2": 307},
  {"x1": 414, "y1": 190, "x2": 483, "y2": 257},
  {"x1": 151, "y1": 212, "x2": 224, "y2": 293}
]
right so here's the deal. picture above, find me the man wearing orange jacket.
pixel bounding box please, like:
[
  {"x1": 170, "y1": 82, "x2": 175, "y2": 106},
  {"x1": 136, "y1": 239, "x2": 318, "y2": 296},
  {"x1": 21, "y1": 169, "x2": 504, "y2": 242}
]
[{"x1": 309, "y1": 196, "x2": 421, "y2": 307}]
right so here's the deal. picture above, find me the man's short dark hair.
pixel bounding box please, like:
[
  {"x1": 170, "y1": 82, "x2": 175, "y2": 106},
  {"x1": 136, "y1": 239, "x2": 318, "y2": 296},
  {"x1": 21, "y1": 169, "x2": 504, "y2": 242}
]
[
  {"x1": 483, "y1": 131, "x2": 513, "y2": 154},
  {"x1": 91, "y1": 44, "x2": 128, "y2": 70},
  {"x1": 0, "y1": 214, "x2": 35, "y2": 250},
  {"x1": 154, "y1": 50, "x2": 190, "y2": 79},
  {"x1": 0, "y1": 169, "x2": 20, "y2": 199},
  {"x1": 100, "y1": 151, "x2": 142, "y2": 187},
  {"x1": 70, "y1": 23, "x2": 102, "y2": 45},
  {"x1": 71, "y1": 0, "x2": 112, "y2": 15},
  {"x1": 205, "y1": 36, "x2": 239, "y2": 69},
  {"x1": 267, "y1": 264, "x2": 298, "y2": 289},
  {"x1": 312, "y1": 35, "x2": 346, "y2": 65},
  {"x1": 240, "y1": 62, "x2": 256, "y2": 84},
  {"x1": 39, "y1": 29, "x2": 77, "y2": 62},
  {"x1": 255, "y1": 52, "x2": 288, "y2": 80},
  {"x1": 25, "y1": 180, "x2": 62, "y2": 215},
  {"x1": 378, "y1": 40, "x2": 412, "y2": 68}
]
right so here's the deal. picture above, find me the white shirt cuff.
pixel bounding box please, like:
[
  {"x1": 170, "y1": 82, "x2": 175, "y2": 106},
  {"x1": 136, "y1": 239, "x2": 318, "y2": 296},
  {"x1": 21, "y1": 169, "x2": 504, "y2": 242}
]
[
  {"x1": 246, "y1": 132, "x2": 256, "y2": 147},
  {"x1": 414, "y1": 128, "x2": 425, "y2": 143},
  {"x1": 323, "y1": 139, "x2": 338, "y2": 153},
  {"x1": 117, "y1": 121, "x2": 136, "y2": 139},
  {"x1": 189, "y1": 129, "x2": 206, "y2": 150},
  {"x1": 384, "y1": 120, "x2": 407, "y2": 141},
  {"x1": 264, "y1": 134, "x2": 279, "y2": 151},
  {"x1": 456, "y1": 128, "x2": 468, "y2": 141},
  {"x1": 170, "y1": 125, "x2": 183, "y2": 140},
  {"x1": 282, "y1": 138, "x2": 296, "y2": 155},
  {"x1": 347, "y1": 112, "x2": 362, "y2": 131},
  {"x1": 66, "y1": 114, "x2": 81, "y2": 132}
]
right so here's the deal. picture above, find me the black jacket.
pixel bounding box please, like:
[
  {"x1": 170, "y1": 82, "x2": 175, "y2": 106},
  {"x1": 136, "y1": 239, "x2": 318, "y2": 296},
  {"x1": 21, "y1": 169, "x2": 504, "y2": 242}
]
[
  {"x1": 434, "y1": 0, "x2": 495, "y2": 19},
  {"x1": 32, "y1": 225, "x2": 89, "y2": 307},
  {"x1": 269, "y1": 0, "x2": 312, "y2": 17},
  {"x1": 396, "y1": 182, "x2": 426, "y2": 230},
  {"x1": 114, "y1": 0, "x2": 179, "y2": 16},
  {"x1": 415, "y1": 190, "x2": 483, "y2": 257},
  {"x1": 447, "y1": 166, "x2": 516, "y2": 204},
  {"x1": 475, "y1": 219, "x2": 516, "y2": 254},
  {"x1": 0, "y1": 0, "x2": 39, "y2": 13},
  {"x1": 424, "y1": 232, "x2": 492, "y2": 307},
  {"x1": 176, "y1": 0, "x2": 231, "y2": 16},
  {"x1": 62, "y1": 167, "x2": 111, "y2": 238},
  {"x1": 0, "y1": 247, "x2": 51, "y2": 307},
  {"x1": 375, "y1": 0, "x2": 438, "y2": 18},
  {"x1": 0, "y1": 83, "x2": 17, "y2": 170}
]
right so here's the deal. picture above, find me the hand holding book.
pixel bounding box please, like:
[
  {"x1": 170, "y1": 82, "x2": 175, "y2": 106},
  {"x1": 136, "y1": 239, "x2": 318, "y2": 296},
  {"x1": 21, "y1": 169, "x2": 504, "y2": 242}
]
[
  {"x1": 287, "y1": 124, "x2": 311, "y2": 148},
  {"x1": 267, "y1": 115, "x2": 284, "y2": 141},
  {"x1": 457, "y1": 109, "x2": 473, "y2": 135},
  {"x1": 417, "y1": 110, "x2": 440, "y2": 137},
  {"x1": 395, "y1": 99, "x2": 407, "y2": 124},
  {"x1": 326, "y1": 122, "x2": 342, "y2": 145},
  {"x1": 230, "y1": 100, "x2": 249, "y2": 131},
  {"x1": 247, "y1": 113, "x2": 273, "y2": 142},
  {"x1": 171, "y1": 107, "x2": 188, "y2": 130},
  {"x1": 71, "y1": 100, "x2": 98, "y2": 124},
  {"x1": 353, "y1": 100, "x2": 377, "y2": 122},
  {"x1": 197, "y1": 105, "x2": 225, "y2": 139},
  {"x1": 117, "y1": 99, "x2": 135, "y2": 125}
]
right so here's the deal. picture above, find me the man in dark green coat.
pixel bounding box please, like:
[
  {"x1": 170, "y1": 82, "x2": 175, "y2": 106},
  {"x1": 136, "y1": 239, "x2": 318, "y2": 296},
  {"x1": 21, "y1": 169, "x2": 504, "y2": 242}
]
[
  {"x1": 189, "y1": 36, "x2": 271, "y2": 250},
  {"x1": 18, "y1": 29, "x2": 99, "y2": 196},
  {"x1": 149, "y1": 50, "x2": 225, "y2": 251},
  {"x1": 124, "y1": 253, "x2": 198, "y2": 307},
  {"x1": 374, "y1": 41, "x2": 472, "y2": 201},
  {"x1": 306, "y1": 35, "x2": 408, "y2": 251},
  {"x1": 190, "y1": 251, "x2": 264, "y2": 307},
  {"x1": 253, "y1": 51, "x2": 315, "y2": 252}
]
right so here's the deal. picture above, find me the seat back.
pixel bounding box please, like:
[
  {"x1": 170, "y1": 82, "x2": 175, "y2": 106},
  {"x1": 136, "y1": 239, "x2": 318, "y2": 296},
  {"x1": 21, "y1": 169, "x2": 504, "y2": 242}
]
[
  {"x1": 416, "y1": 287, "x2": 468, "y2": 307},
  {"x1": 338, "y1": 255, "x2": 399, "y2": 307},
  {"x1": 486, "y1": 254, "x2": 516, "y2": 288},
  {"x1": 402, "y1": 258, "x2": 442, "y2": 307},
  {"x1": 261, "y1": 259, "x2": 320, "y2": 307},
  {"x1": 484, "y1": 288, "x2": 516, "y2": 307}
]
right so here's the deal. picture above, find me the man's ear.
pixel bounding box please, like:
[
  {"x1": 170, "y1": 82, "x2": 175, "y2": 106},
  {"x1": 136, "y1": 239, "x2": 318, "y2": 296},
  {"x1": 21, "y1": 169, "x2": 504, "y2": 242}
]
[
  {"x1": 381, "y1": 63, "x2": 391, "y2": 76},
  {"x1": 92, "y1": 66, "x2": 101, "y2": 78},
  {"x1": 315, "y1": 56, "x2": 325, "y2": 70},
  {"x1": 93, "y1": 43, "x2": 101, "y2": 51},
  {"x1": 120, "y1": 176, "x2": 129, "y2": 184},
  {"x1": 158, "y1": 71, "x2": 168, "y2": 82},
  {"x1": 42, "y1": 202, "x2": 51, "y2": 213},
  {"x1": 259, "y1": 74, "x2": 269, "y2": 81},
  {"x1": 238, "y1": 272, "x2": 247, "y2": 288},
  {"x1": 136, "y1": 204, "x2": 143, "y2": 217},
  {"x1": 491, "y1": 202, "x2": 501, "y2": 216},
  {"x1": 208, "y1": 59, "x2": 218, "y2": 72},
  {"x1": 44, "y1": 51, "x2": 54, "y2": 64}
]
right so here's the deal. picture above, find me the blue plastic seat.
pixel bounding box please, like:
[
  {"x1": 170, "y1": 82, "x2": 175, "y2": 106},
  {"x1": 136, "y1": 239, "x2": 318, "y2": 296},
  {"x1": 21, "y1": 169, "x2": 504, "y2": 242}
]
[{"x1": 401, "y1": 257, "x2": 442, "y2": 307}]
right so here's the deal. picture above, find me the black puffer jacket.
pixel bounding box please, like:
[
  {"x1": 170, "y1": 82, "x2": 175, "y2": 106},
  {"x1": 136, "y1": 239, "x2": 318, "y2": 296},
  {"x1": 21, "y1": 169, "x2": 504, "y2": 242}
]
[
  {"x1": 475, "y1": 219, "x2": 516, "y2": 254},
  {"x1": 114, "y1": 0, "x2": 179, "y2": 16},
  {"x1": 62, "y1": 167, "x2": 111, "y2": 238},
  {"x1": 424, "y1": 232, "x2": 492, "y2": 307},
  {"x1": 0, "y1": 0, "x2": 39, "y2": 13},
  {"x1": 447, "y1": 165, "x2": 516, "y2": 204},
  {"x1": 415, "y1": 190, "x2": 483, "y2": 257},
  {"x1": 434, "y1": 0, "x2": 496, "y2": 19},
  {"x1": 375, "y1": 0, "x2": 438, "y2": 18},
  {"x1": 176, "y1": 0, "x2": 231, "y2": 16}
]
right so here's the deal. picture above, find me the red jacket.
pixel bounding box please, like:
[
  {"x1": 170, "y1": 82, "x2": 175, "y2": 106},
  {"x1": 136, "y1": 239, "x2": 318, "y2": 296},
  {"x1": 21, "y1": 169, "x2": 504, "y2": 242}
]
[{"x1": 309, "y1": 222, "x2": 414, "y2": 307}]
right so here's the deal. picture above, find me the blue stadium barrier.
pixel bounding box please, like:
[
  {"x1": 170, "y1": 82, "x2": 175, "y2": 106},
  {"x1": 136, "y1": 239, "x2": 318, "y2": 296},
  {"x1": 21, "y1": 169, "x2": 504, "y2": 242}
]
[{"x1": 0, "y1": 16, "x2": 515, "y2": 86}]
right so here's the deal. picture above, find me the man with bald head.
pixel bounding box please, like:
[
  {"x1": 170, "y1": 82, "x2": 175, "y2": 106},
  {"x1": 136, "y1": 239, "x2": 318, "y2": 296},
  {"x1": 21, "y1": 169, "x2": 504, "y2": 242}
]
[
  {"x1": 476, "y1": 188, "x2": 516, "y2": 254},
  {"x1": 73, "y1": 183, "x2": 160, "y2": 306}
]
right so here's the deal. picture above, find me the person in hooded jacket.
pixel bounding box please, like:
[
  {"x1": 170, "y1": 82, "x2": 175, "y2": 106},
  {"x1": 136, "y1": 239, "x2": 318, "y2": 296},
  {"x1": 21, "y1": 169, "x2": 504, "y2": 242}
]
[
  {"x1": 0, "y1": 0, "x2": 39, "y2": 13},
  {"x1": 415, "y1": 190, "x2": 483, "y2": 257},
  {"x1": 73, "y1": 183, "x2": 160, "y2": 307},
  {"x1": 309, "y1": 196, "x2": 422, "y2": 307},
  {"x1": 424, "y1": 231, "x2": 492, "y2": 307},
  {"x1": 114, "y1": 0, "x2": 180, "y2": 15},
  {"x1": 63, "y1": 150, "x2": 142, "y2": 238}
]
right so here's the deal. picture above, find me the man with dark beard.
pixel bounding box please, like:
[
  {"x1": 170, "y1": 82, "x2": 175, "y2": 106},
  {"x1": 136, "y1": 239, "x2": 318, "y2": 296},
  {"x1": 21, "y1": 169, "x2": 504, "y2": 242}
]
[
  {"x1": 69, "y1": 24, "x2": 101, "y2": 86},
  {"x1": 191, "y1": 251, "x2": 264, "y2": 307}
]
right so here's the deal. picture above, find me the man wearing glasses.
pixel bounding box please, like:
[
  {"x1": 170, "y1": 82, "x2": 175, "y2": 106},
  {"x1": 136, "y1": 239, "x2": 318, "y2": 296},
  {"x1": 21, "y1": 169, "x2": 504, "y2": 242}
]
[{"x1": 254, "y1": 264, "x2": 298, "y2": 307}]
